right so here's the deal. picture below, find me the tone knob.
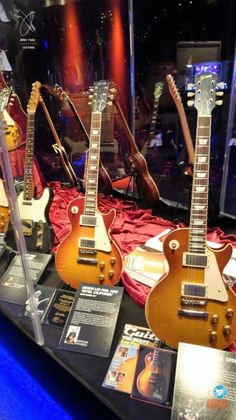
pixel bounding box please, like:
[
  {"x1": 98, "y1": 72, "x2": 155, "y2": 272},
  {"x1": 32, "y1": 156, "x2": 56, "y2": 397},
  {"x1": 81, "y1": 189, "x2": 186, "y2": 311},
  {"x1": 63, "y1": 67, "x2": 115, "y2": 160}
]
[
  {"x1": 108, "y1": 270, "x2": 114, "y2": 278},
  {"x1": 211, "y1": 314, "x2": 219, "y2": 325},
  {"x1": 223, "y1": 325, "x2": 231, "y2": 337},
  {"x1": 226, "y1": 308, "x2": 234, "y2": 319},
  {"x1": 209, "y1": 331, "x2": 217, "y2": 342},
  {"x1": 110, "y1": 257, "x2": 116, "y2": 265},
  {"x1": 100, "y1": 261, "x2": 105, "y2": 270},
  {"x1": 98, "y1": 274, "x2": 105, "y2": 283}
]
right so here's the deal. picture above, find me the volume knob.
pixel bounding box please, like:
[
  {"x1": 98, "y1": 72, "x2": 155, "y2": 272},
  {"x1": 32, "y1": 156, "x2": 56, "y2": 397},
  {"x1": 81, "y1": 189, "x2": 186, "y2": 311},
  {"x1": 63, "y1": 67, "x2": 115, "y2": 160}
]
[
  {"x1": 110, "y1": 257, "x2": 116, "y2": 265},
  {"x1": 98, "y1": 274, "x2": 105, "y2": 283}
]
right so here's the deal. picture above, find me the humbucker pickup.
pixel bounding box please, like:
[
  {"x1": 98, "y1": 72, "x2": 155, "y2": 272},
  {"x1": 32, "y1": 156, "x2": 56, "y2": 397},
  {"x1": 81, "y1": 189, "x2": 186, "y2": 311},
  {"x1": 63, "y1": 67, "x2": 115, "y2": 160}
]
[
  {"x1": 79, "y1": 238, "x2": 96, "y2": 248},
  {"x1": 183, "y1": 252, "x2": 209, "y2": 268},
  {"x1": 181, "y1": 282, "x2": 207, "y2": 298},
  {"x1": 80, "y1": 215, "x2": 97, "y2": 227}
]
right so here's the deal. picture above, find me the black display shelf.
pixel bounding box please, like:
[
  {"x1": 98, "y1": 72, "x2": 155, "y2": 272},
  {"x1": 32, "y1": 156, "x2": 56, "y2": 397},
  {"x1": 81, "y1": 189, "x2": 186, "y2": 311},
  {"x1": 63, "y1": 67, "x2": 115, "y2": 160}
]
[{"x1": 0, "y1": 252, "x2": 171, "y2": 420}]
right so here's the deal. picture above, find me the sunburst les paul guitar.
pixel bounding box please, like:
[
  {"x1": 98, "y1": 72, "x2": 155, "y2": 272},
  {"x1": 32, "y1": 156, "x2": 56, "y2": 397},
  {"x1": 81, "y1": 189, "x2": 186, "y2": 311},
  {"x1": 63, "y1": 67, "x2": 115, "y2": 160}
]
[
  {"x1": 16, "y1": 81, "x2": 51, "y2": 252},
  {"x1": 55, "y1": 80, "x2": 123, "y2": 289},
  {"x1": 146, "y1": 69, "x2": 236, "y2": 350}
]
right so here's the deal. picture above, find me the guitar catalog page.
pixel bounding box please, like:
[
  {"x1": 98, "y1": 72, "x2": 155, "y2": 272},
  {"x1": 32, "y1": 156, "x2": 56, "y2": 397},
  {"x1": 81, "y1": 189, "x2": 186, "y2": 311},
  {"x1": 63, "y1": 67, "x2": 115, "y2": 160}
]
[{"x1": 58, "y1": 283, "x2": 123, "y2": 357}]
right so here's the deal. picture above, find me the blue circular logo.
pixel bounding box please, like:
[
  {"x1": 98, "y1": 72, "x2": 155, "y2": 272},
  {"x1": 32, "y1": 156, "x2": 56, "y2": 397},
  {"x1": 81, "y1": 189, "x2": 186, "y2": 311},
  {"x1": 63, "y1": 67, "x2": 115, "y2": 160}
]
[{"x1": 213, "y1": 385, "x2": 227, "y2": 399}]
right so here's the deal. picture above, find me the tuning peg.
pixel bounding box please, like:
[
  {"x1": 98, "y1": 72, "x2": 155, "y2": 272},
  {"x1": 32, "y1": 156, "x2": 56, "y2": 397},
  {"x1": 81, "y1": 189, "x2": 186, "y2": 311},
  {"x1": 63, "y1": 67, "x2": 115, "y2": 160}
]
[
  {"x1": 187, "y1": 92, "x2": 195, "y2": 97},
  {"x1": 216, "y1": 91, "x2": 224, "y2": 96},
  {"x1": 187, "y1": 100, "x2": 195, "y2": 107},
  {"x1": 186, "y1": 83, "x2": 195, "y2": 91},
  {"x1": 216, "y1": 100, "x2": 223, "y2": 106},
  {"x1": 216, "y1": 82, "x2": 226, "y2": 90}
]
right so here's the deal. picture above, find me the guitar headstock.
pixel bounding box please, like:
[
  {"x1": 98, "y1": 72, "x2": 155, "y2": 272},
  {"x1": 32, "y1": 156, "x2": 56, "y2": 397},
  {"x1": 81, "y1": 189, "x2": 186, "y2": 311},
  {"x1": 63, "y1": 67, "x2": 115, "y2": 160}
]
[
  {"x1": 27, "y1": 81, "x2": 41, "y2": 113},
  {"x1": 0, "y1": 87, "x2": 11, "y2": 113},
  {"x1": 186, "y1": 67, "x2": 224, "y2": 116},
  {"x1": 166, "y1": 74, "x2": 182, "y2": 105},
  {"x1": 42, "y1": 83, "x2": 66, "y2": 102},
  {"x1": 89, "y1": 80, "x2": 114, "y2": 112}
]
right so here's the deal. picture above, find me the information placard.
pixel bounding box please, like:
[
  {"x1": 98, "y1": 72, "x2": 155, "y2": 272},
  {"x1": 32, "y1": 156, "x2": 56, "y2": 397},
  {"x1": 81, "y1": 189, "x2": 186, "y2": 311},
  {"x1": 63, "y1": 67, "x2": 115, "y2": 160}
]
[{"x1": 58, "y1": 283, "x2": 123, "y2": 357}]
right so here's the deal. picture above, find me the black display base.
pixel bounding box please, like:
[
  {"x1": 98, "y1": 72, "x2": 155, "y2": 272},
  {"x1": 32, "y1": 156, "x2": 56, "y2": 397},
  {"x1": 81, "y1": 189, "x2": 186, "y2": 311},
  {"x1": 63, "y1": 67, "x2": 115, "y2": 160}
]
[{"x1": 0, "y1": 254, "x2": 171, "y2": 420}]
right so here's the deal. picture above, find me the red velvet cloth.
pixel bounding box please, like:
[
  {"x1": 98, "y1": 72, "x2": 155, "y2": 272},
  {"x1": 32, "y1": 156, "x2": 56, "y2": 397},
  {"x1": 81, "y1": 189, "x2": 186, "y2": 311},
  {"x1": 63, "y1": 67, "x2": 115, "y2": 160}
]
[{"x1": 48, "y1": 182, "x2": 236, "y2": 351}]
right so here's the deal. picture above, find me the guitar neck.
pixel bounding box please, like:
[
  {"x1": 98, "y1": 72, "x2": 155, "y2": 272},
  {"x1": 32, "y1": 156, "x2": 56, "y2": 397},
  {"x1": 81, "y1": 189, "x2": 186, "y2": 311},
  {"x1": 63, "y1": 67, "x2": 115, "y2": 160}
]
[
  {"x1": 23, "y1": 112, "x2": 35, "y2": 200},
  {"x1": 148, "y1": 100, "x2": 160, "y2": 141},
  {"x1": 148, "y1": 83, "x2": 163, "y2": 142},
  {"x1": 84, "y1": 111, "x2": 102, "y2": 215},
  {"x1": 189, "y1": 115, "x2": 211, "y2": 253}
]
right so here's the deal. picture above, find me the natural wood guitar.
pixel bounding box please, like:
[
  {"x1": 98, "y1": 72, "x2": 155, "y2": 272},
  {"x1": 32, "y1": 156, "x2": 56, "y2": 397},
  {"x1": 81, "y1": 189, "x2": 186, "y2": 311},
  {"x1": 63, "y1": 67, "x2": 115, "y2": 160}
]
[
  {"x1": 146, "y1": 70, "x2": 236, "y2": 350},
  {"x1": 166, "y1": 74, "x2": 194, "y2": 166},
  {"x1": 55, "y1": 80, "x2": 123, "y2": 289},
  {"x1": 41, "y1": 83, "x2": 112, "y2": 193},
  {"x1": 115, "y1": 100, "x2": 160, "y2": 205}
]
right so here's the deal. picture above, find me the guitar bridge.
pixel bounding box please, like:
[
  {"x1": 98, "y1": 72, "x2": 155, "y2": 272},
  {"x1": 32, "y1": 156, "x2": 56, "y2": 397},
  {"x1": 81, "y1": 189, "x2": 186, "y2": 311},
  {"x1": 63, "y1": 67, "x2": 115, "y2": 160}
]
[
  {"x1": 79, "y1": 249, "x2": 97, "y2": 255},
  {"x1": 181, "y1": 297, "x2": 207, "y2": 307},
  {"x1": 77, "y1": 258, "x2": 97, "y2": 265},
  {"x1": 22, "y1": 219, "x2": 33, "y2": 236},
  {"x1": 178, "y1": 309, "x2": 208, "y2": 319}
]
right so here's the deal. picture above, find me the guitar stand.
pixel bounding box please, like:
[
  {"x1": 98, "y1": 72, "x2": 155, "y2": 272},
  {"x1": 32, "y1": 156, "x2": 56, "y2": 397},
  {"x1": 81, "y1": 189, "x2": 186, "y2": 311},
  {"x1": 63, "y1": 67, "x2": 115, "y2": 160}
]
[{"x1": 124, "y1": 167, "x2": 142, "y2": 202}]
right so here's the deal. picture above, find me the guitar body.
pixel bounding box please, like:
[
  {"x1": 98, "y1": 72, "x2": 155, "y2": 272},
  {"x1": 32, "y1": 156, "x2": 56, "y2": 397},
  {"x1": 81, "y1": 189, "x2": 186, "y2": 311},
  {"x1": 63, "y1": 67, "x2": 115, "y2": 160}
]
[
  {"x1": 55, "y1": 196, "x2": 123, "y2": 289},
  {"x1": 4, "y1": 117, "x2": 22, "y2": 151},
  {"x1": 0, "y1": 179, "x2": 10, "y2": 234},
  {"x1": 137, "y1": 352, "x2": 166, "y2": 398},
  {"x1": 6, "y1": 187, "x2": 52, "y2": 253},
  {"x1": 146, "y1": 228, "x2": 236, "y2": 349},
  {"x1": 130, "y1": 152, "x2": 160, "y2": 205}
]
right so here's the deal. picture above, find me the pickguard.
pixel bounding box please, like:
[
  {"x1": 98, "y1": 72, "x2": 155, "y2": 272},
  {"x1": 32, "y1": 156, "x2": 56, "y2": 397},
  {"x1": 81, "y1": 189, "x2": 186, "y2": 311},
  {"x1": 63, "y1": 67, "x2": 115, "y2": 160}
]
[
  {"x1": 17, "y1": 188, "x2": 50, "y2": 223},
  {"x1": 80, "y1": 211, "x2": 111, "y2": 252},
  {"x1": 203, "y1": 249, "x2": 228, "y2": 302}
]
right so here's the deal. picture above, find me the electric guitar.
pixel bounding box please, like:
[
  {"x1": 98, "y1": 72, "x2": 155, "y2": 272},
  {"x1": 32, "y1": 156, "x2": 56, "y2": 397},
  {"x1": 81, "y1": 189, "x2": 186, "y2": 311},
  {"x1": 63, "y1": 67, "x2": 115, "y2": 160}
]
[
  {"x1": 16, "y1": 81, "x2": 51, "y2": 252},
  {"x1": 166, "y1": 74, "x2": 194, "y2": 166},
  {"x1": 137, "y1": 341, "x2": 167, "y2": 401},
  {"x1": 141, "y1": 82, "x2": 164, "y2": 157},
  {"x1": 146, "y1": 70, "x2": 236, "y2": 350},
  {"x1": 41, "y1": 83, "x2": 113, "y2": 193},
  {"x1": 55, "y1": 80, "x2": 123, "y2": 289}
]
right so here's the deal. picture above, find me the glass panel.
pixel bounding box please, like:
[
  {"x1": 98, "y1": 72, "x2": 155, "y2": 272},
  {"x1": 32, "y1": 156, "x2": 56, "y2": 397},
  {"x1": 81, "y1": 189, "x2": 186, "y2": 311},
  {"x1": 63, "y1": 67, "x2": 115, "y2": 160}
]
[{"x1": 133, "y1": 0, "x2": 236, "y2": 214}]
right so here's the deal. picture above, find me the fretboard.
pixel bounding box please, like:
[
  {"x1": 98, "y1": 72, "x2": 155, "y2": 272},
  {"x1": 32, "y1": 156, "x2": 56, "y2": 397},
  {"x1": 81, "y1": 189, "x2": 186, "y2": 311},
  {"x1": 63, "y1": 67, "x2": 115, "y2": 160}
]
[
  {"x1": 148, "y1": 85, "x2": 163, "y2": 141},
  {"x1": 23, "y1": 112, "x2": 35, "y2": 201},
  {"x1": 152, "y1": 346, "x2": 160, "y2": 369},
  {"x1": 84, "y1": 111, "x2": 102, "y2": 215},
  {"x1": 189, "y1": 115, "x2": 211, "y2": 253}
]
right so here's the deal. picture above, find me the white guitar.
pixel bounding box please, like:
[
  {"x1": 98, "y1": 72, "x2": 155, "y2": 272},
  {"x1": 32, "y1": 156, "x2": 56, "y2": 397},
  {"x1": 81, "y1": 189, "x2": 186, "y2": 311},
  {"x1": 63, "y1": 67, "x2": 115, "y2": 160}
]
[{"x1": 17, "y1": 81, "x2": 51, "y2": 251}]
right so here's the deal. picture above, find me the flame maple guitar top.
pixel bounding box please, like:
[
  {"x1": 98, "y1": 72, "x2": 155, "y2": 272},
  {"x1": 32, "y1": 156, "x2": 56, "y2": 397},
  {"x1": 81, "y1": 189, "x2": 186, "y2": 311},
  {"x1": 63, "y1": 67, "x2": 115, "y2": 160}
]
[
  {"x1": 145, "y1": 228, "x2": 236, "y2": 350},
  {"x1": 55, "y1": 197, "x2": 123, "y2": 289}
]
